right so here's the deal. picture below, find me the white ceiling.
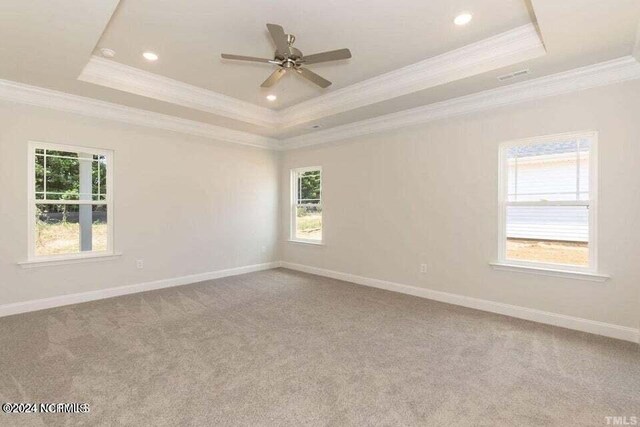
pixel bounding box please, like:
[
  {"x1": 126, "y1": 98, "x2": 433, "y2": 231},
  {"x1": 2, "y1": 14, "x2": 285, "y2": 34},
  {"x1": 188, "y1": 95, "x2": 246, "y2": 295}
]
[
  {"x1": 0, "y1": 0, "x2": 119, "y2": 86},
  {"x1": 95, "y1": 0, "x2": 532, "y2": 109},
  {"x1": 1, "y1": 0, "x2": 640, "y2": 144}
]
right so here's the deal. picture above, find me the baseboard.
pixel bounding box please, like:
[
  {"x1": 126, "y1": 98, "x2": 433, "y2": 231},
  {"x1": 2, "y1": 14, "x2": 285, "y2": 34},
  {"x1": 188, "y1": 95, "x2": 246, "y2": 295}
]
[
  {"x1": 0, "y1": 261, "x2": 281, "y2": 318},
  {"x1": 3, "y1": 260, "x2": 637, "y2": 344},
  {"x1": 281, "y1": 262, "x2": 640, "y2": 344}
]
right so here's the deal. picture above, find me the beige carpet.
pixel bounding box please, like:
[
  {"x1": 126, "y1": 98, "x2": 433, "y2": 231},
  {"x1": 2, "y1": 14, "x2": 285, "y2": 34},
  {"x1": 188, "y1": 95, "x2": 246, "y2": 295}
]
[{"x1": 0, "y1": 268, "x2": 638, "y2": 426}]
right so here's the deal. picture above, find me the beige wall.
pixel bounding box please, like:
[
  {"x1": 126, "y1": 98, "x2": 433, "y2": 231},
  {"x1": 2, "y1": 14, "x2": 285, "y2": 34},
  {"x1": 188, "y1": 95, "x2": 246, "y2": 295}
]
[
  {"x1": 0, "y1": 102, "x2": 279, "y2": 305},
  {"x1": 280, "y1": 80, "x2": 640, "y2": 330},
  {"x1": 1, "y1": 80, "x2": 639, "y2": 332},
  {"x1": 634, "y1": 23, "x2": 640, "y2": 62}
]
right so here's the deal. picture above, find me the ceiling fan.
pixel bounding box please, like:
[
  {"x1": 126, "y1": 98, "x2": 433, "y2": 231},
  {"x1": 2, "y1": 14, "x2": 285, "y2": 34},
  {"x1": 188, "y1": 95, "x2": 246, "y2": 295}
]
[{"x1": 221, "y1": 23, "x2": 352, "y2": 89}]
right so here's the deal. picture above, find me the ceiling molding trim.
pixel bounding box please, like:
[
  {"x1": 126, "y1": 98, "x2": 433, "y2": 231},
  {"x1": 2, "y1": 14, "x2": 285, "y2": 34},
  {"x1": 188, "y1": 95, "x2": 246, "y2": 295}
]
[
  {"x1": 277, "y1": 24, "x2": 546, "y2": 128},
  {"x1": 281, "y1": 56, "x2": 640, "y2": 149},
  {"x1": 78, "y1": 56, "x2": 278, "y2": 128},
  {"x1": 76, "y1": 25, "x2": 545, "y2": 130},
  {"x1": 0, "y1": 79, "x2": 280, "y2": 150}
]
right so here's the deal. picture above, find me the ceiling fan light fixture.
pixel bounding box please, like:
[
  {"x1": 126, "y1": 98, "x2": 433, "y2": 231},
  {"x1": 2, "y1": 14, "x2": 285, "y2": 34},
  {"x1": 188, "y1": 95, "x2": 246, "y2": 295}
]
[
  {"x1": 143, "y1": 51, "x2": 159, "y2": 61},
  {"x1": 266, "y1": 94, "x2": 277, "y2": 101},
  {"x1": 454, "y1": 13, "x2": 473, "y2": 26}
]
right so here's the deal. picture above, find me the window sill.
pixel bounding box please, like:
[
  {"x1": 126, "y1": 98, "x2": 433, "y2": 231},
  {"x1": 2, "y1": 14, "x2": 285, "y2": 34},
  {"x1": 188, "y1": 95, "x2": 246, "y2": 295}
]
[
  {"x1": 489, "y1": 262, "x2": 610, "y2": 282},
  {"x1": 18, "y1": 252, "x2": 123, "y2": 269},
  {"x1": 288, "y1": 239, "x2": 324, "y2": 246}
]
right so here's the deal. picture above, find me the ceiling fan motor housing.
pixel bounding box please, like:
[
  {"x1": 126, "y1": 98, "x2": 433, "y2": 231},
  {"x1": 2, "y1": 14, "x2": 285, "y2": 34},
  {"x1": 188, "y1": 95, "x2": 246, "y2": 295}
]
[{"x1": 276, "y1": 34, "x2": 302, "y2": 65}]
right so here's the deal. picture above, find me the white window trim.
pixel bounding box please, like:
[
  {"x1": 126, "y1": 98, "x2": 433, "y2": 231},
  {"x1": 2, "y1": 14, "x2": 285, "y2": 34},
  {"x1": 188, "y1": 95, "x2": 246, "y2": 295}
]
[
  {"x1": 495, "y1": 130, "x2": 604, "y2": 277},
  {"x1": 25, "y1": 141, "x2": 115, "y2": 264},
  {"x1": 290, "y1": 166, "x2": 323, "y2": 245},
  {"x1": 489, "y1": 262, "x2": 609, "y2": 282},
  {"x1": 18, "y1": 252, "x2": 123, "y2": 269}
]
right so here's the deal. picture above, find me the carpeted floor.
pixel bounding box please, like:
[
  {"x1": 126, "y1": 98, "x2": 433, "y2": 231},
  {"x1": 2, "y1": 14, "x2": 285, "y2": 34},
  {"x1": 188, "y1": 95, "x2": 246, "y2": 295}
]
[{"x1": 0, "y1": 268, "x2": 638, "y2": 426}]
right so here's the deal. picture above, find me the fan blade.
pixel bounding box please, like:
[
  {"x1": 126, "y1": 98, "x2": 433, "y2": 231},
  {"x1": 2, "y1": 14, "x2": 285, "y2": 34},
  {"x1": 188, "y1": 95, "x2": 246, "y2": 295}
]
[
  {"x1": 266, "y1": 24, "x2": 290, "y2": 55},
  {"x1": 221, "y1": 54, "x2": 272, "y2": 63},
  {"x1": 302, "y1": 48, "x2": 352, "y2": 64},
  {"x1": 261, "y1": 68, "x2": 286, "y2": 87},
  {"x1": 296, "y1": 68, "x2": 332, "y2": 88}
]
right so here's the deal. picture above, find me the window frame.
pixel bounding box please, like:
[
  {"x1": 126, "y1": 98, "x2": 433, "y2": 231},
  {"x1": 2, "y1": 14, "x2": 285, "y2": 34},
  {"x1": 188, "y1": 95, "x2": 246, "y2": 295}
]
[
  {"x1": 27, "y1": 141, "x2": 115, "y2": 262},
  {"x1": 290, "y1": 166, "x2": 323, "y2": 245},
  {"x1": 497, "y1": 131, "x2": 598, "y2": 274}
]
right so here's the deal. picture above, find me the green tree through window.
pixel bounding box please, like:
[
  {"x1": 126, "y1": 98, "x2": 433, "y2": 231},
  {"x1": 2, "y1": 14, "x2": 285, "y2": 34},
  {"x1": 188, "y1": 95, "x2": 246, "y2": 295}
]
[{"x1": 298, "y1": 170, "x2": 321, "y2": 203}]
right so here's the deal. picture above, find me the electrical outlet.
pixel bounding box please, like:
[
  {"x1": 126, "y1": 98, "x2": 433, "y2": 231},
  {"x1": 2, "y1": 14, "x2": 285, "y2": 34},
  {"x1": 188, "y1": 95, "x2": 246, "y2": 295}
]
[
  {"x1": 420, "y1": 263, "x2": 428, "y2": 273},
  {"x1": 136, "y1": 260, "x2": 144, "y2": 269},
  {"x1": 261, "y1": 245, "x2": 267, "y2": 253}
]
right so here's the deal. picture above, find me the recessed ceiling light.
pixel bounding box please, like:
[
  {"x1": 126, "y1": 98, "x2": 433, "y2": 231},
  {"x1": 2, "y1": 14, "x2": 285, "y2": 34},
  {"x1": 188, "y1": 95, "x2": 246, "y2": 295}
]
[
  {"x1": 266, "y1": 94, "x2": 277, "y2": 101},
  {"x1": 454, "y1": 13, "x2": 473, "y2": 26},
  {"x1": 99, "y1": 48, "x2": 115, "y2": 58},
  {"x1": 143, "y1": 51, "x2": 159, "y2": 61}
]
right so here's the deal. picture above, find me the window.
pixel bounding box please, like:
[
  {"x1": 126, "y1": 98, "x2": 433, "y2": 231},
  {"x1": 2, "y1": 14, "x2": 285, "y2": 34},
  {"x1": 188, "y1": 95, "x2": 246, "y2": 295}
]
[
  {"x1": 28, "y1": 142, "x2": 113, "y2": 260},
  {"x1": 291, "y1": 167, "x2": 322, "y2": 243},
  {"x1": 498, "y1": 131, "x2": 597, "y2": 272}
]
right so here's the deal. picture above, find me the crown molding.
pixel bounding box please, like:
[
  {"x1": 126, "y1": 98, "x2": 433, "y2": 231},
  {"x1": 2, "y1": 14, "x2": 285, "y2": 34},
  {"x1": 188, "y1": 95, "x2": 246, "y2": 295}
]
[
  {"x1": 0, "y1": 79, "x2": 279, "y2": 149},
  {"x1": 281, "y1": 56, "x2": 640, "y2": 149},
  {"x1": 3, "y1": 57, "x2": 638, "y2": 152},
  {"x1": 78, "y1": 56, "x2": 278, "y2": 128},
  {"x1": 77, "y1": 24, "x2": 545, "y2": 130},
  {"x1": 278, "y1": 24, "x2": 546, "y2": 128}
]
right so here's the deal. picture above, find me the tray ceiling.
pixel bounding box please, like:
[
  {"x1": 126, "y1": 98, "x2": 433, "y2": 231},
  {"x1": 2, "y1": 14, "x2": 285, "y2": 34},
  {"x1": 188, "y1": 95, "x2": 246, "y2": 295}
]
[
  {"x1": 1, "y1": 0, "x2": 639, "y2": 146},
  {"x1": 94, "y1": 0, "x2": 533, "y2": 108}
]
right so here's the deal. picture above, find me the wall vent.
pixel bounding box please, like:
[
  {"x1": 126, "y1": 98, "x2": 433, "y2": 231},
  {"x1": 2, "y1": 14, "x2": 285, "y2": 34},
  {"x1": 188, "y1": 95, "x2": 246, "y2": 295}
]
[{"x1": 498, "y1": 69, "x2": 531, "y2": 81}]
